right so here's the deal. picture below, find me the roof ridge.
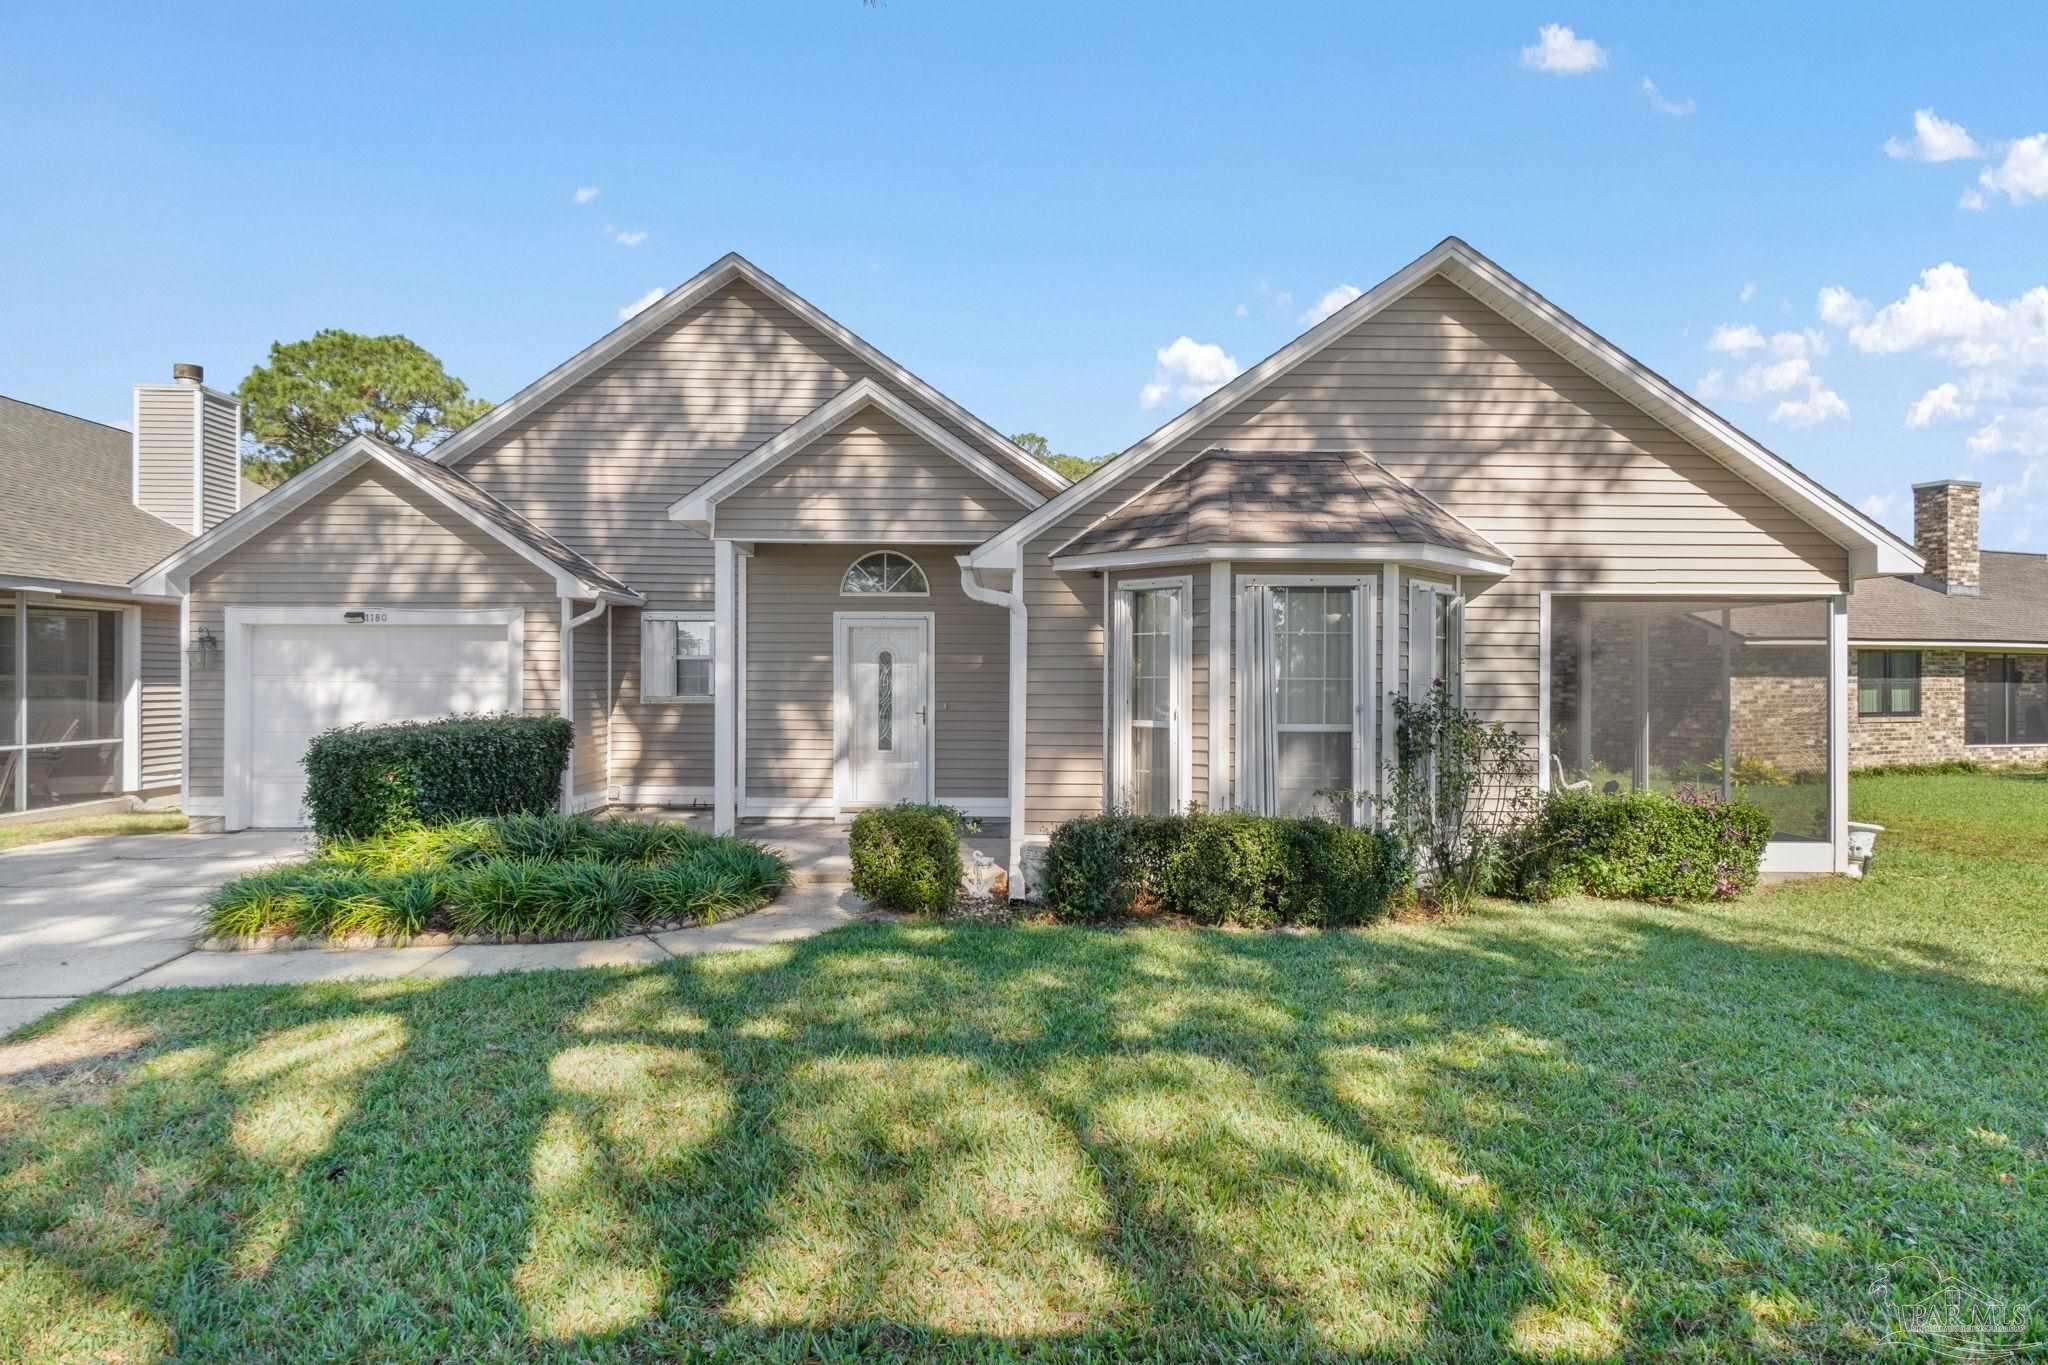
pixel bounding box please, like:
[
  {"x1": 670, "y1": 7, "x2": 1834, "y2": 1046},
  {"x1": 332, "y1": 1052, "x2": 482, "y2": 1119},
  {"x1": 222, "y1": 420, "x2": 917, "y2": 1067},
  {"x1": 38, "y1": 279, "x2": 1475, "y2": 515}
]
[{"x1": 0, "y1": 392, "x2": 129, "y2": 435}]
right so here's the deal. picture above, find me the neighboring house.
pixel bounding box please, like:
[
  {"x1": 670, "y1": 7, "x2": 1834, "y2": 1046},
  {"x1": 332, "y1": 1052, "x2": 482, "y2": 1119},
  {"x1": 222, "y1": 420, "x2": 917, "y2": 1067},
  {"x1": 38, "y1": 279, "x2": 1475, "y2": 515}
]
[
  {"x1": 0, "y1": 366, "x2": 261, "y2": 819},
  {"x1": 1844, "y1": 480, "x2": 2048, "y2": 766},
  {"x1": 131, "y1": 239, "x2": 1921, "y2": 887}
]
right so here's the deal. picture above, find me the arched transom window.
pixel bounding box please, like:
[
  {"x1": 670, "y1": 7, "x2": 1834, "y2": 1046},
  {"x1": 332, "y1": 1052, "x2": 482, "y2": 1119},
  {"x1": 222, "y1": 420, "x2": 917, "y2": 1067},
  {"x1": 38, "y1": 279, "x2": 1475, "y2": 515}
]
[{"x1": 841, "y1": 551, "x2": 929, "y2": 596}]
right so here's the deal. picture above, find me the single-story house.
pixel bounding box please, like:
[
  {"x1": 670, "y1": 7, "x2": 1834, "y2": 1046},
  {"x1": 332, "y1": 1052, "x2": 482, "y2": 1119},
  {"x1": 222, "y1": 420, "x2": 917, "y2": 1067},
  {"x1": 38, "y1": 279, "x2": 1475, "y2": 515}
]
[
  {"x1": 1844, "y1": 479, "x2": 2048, "y2": 766},
  {"x1": 0, "y1": 370, "x2": 262, "y2": 821},
  {"x1": 129, "y1": 238, "x2": 1923, "y2": 887}
]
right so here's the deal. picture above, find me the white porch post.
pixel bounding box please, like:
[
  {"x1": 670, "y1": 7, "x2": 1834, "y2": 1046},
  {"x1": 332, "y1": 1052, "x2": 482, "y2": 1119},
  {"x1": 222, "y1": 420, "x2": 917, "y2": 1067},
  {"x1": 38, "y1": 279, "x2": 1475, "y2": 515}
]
[
  {"x1": 121, "y1": 606, "x2": 142, "y2": 795},
  {"x1": 1208, "y1": 561, "x2": 1231, "y2": 810},
  {"x1": 713, "y1": 539, "x2": 739, "y2": 834},
  {"x1": 1380, "y1": 565, "x2": 1401, "y2": 807},
  {"x1": 1829, "y1": 592, "x2": 1850, "y2": 872}
]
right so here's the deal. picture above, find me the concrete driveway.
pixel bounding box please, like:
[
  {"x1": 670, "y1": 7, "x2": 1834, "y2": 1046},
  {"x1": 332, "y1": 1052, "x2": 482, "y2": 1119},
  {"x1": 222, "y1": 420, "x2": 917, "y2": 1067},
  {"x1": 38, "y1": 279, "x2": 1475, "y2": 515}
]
[{"x1": 0, "y1": 829, "x2": 309, "y2": 1034}]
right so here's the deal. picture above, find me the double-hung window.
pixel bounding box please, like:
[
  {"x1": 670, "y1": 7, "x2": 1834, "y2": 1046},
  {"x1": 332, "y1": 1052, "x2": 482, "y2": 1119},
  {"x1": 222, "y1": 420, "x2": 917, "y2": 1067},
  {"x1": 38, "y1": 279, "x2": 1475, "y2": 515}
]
[
  {"x1": 640, "y1": 612, "x2": 716, "y2": 703},
  {"x1": 1856, "y1": 650, "x2": 1920, "y2": 717},
  {"x1": 1109, "y1": 578, "x2": 1190, "y2": 814},
  {"x1": 1237, "y1": 577, "x2": 1375, "y2": 819}
]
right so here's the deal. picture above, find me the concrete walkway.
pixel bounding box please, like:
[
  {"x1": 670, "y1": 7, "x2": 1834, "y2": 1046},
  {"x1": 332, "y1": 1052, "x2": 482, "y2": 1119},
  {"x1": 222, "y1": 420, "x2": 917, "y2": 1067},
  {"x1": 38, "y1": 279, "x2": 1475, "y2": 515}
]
[
  {"x1": 111, "y1": 885, "x2": 873, "y2": 994},
  {"x1": 0, "y1": 828, "x2": 309, "y2": 1033},
  {"x1": 0, "y1": 822, "x2": 882, "y2": 1034}
]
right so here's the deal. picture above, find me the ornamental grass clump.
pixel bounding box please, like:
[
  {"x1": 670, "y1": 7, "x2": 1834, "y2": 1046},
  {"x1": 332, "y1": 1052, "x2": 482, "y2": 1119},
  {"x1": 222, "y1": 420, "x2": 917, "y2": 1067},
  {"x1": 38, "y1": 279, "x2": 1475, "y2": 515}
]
[{"x1": 204, "y1": 812, "x2": 788, "y2": 943}]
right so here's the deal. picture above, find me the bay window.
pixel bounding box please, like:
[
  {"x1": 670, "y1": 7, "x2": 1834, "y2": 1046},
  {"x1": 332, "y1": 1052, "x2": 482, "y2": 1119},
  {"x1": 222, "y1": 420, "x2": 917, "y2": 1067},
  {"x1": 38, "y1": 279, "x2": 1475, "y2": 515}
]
[
  {"x1": 1237, "y1": 577, "x2": 1375, "y2": 818},
  {"x1": 1409, "y1": 581, "x2": 1463, "y2": 704},
  {"x1": 1109, "y1": 578, "x2": 1190, "y2": 814}
]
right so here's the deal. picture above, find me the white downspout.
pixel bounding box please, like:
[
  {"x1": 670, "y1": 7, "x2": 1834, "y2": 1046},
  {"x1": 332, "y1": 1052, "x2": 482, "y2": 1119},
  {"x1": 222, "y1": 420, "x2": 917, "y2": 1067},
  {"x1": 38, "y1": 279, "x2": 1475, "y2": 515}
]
[
  {"x1": 958, "y1": 556, "x2": 1029, "y2": 897},
  {"x1": 562, "y1": 597, "x2": 608, "y2": 811}
]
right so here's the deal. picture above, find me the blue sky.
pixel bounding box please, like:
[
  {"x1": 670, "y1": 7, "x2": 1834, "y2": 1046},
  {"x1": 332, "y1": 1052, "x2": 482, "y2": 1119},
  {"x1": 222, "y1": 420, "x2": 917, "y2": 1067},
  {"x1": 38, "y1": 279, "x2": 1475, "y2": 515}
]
[{"x1": 5, "y1": 3, "x2": 2045, "y2": 546}]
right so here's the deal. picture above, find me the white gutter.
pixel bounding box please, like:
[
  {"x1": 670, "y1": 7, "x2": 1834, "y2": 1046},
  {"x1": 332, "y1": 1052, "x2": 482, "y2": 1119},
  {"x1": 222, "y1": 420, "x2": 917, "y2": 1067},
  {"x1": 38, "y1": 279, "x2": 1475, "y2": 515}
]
[
  {"x1": 958, "y1": 556, "x2": 1031, "y2": 897},
  {"x1": 561, "y1": 597, "x2": 609, "y2": 810}
]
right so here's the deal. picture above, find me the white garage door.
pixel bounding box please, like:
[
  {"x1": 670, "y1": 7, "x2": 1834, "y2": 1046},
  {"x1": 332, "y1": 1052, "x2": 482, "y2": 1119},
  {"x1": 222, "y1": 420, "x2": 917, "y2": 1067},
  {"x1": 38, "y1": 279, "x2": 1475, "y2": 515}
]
[{"x1": 241, "y1": 618, "x2": 516, "y2": 827}]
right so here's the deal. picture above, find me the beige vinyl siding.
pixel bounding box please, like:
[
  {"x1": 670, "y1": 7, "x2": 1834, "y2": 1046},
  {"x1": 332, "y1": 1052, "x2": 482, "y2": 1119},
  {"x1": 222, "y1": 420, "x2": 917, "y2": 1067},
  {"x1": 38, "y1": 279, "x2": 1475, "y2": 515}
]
[
  {"x1": 744, "y1": 543, "x2": 1007, "y2": 805},
  {"x1": 451, "y1": 279, "x2": 1042, "y2": 795},
  {"x1": 139, "y1": 602, "x2": 182, "y2": 790},
  {"x1": 1021, "y1": 272, "x2": 1849, "y2": 833},
  {"x1": 200, "y1": 390, "x2": 239, "y2": 530},
  {"x1": 716, "y1": 409, "x2": 1025, "y2": 542},
  {"x1": 184, "y1": 465, "x2": 561, "y2": 802},
  {"x1": 571, "y1": 612, "x2": 609, "y2": 800},
  {"x1": 134, "y1": 385, "x2": 196, "y2": 532},
  {"x1": 609, "y1": 606, "x2": 713, "y2": 797}
]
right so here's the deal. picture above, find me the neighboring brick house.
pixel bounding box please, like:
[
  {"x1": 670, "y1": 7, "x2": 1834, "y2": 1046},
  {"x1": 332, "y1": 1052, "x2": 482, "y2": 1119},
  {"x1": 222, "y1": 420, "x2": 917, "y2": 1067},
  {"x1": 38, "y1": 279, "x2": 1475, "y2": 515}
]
[{"x1": 1847, "y1": 480, "x2": 2048, "y2": 768}]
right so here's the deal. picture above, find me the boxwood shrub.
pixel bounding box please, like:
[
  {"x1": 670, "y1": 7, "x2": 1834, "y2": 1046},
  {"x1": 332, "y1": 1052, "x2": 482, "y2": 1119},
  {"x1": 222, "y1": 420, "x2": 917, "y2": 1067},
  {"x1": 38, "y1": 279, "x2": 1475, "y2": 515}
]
[
  {"x1": 1506, "y1": 788, "x2": 1773, "y2": 903},
  {"x1": 302, "y1": 713, "x2": 574, "y2": 840},
  {"x1": 847, "y1": 803, "x2": 973, "y2": 914},
  {"x1": 1038, "y1": 811, "x2": 1410, "y2": 928}
]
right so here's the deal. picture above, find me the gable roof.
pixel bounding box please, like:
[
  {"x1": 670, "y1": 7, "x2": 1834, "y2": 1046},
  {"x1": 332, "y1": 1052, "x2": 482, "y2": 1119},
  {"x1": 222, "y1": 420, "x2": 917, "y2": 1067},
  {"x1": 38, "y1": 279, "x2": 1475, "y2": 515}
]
[
  {"x1": 429, "y1": 251, "x2": 1068, "y2": 497},
  {"x1": 970, "y1": 237, "x2": 1922, "y2": 579},
  {"x1": 1052, "y1": 447, "x2": 1510, "y2": 573},
  {"x1": 669, "y1": 378, "x2": 1046, "y2": 534},
  {"x1": 130, "y1": 436, "x2": 639, "y2": 601},
  {"x1": 0, "y1": 394, "x2": 194, "y2": 593}
]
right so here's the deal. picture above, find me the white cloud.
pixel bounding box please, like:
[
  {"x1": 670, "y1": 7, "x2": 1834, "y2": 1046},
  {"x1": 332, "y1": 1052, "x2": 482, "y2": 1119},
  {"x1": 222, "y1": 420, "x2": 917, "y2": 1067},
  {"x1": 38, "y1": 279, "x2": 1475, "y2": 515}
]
[
  {"x1": 1842, "y1": 263, "x2": 2048, "y2": 370},
  {"x1": 1882, "y1": 109, "x2": 1982, "y2": 162},
  {"x1": 1968, "y1": 409, "x2": 2048, "y2": 458},
  {"x1": 1696, "y1": 328, "x2": 1846, "y2": 427},
  {"x1": 1301, "y1": 284, "x2": 1362, "y2": 327},
  {"x1": 1977, "y1": 132, "x2": 2048, "y2": 206},
  {"x1": 611, "y1": 227, "x2": 649, "y2": 246},
  {"x1": 1905, "y1": 382, "x2": 1972, "y2": 428},
  {"x1": 1707, "y1": 323, "x2": 1765, "y2": 353},
  {"x1": 1960, "y1": 187, "x2": 1988, "y2": 211},
  {"x1": 573, "y1": 185, "x2": 601, "y2": 204},
  {"x1": 1739, "y1": 282, "x2": 1756, "y2": 303},
  {"x1": 1860, "y1": 491, "x2": 1906, "y2": 525},
  {"x1": 1816, "y1": 285, "x2": 1872, "y2": 328},
  {"x1": 618, "y1": 287, "x2": 667, "y2": 321},
  {"x1": 1640, "y1": 78, "x2": 1695, "y2": 116},
  {"x1": 1234, "y1": 303, "x2": 1249, "y2": 318},
  {"x1": 1519, "y1": 24, "x2": 1606, "y2": 75},
  {"x1": 1139, "y1": 336, "x2": 1241, "y2": 410}
]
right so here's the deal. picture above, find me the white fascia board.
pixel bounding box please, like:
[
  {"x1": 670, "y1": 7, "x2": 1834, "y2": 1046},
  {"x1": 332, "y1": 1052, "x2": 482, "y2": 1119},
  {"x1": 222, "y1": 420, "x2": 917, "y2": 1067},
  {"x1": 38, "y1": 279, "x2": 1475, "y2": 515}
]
[
  {"x1": 429, "y1": 253, "x2": 1067, "y2": 496},
  {"x1": 130, "y1": 436, "x2": 635, "y2": 603},
  {"x1": 0, "y1": 575, "x2": 179, "y2": 603},
  {"x1": 973, "y1": 235, "x2": 1917, "y2": 579},
  {"x1": 669, "y1": 377, "x2": 1045, "y2": 530},
  {"x1": 1051, "y1": 542, "x2": 1513, "y2": 576},
  {"x1": 1854, "y1": 638, "x2": 2048, "y2": 651}
]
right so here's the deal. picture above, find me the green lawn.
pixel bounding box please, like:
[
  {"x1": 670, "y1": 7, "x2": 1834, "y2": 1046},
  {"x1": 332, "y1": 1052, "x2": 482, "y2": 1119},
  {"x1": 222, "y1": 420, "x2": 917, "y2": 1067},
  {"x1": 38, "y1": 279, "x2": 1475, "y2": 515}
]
[{"x1": 1, "y1": 781, "x2": 2043, "y2": 1361}]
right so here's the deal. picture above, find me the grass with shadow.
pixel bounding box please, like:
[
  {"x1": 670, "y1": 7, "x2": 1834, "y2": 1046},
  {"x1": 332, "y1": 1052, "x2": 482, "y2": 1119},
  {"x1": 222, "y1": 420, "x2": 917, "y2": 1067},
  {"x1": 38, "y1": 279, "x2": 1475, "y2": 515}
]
[{"x1": 0, "y1": 777, "x2": 2043, "y2": 1360}]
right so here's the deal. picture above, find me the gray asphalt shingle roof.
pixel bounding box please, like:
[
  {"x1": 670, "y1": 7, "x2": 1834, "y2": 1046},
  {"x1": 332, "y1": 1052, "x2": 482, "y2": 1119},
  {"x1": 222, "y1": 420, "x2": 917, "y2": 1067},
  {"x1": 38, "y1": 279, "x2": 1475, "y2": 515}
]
[
  {"x1": 1058, "y1": 447, "x2": 1508, "y2": 564},
  {"x1": 0, "y1": 394, "x2": 193, "y2": 588},
  {"x1": 1849, "y1": 552, "x2": 2048, "y2": 644}
]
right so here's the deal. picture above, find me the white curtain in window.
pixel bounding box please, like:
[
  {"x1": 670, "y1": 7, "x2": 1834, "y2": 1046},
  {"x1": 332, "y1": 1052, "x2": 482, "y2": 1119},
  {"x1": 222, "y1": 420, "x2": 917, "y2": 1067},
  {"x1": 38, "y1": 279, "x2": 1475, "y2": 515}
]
[
  {"x1": 1238, "y1": 582, "x2": 1367, "y2": 817},
  {"x1": 640, "y1": 614, "x2": 676, "y2": 702}
]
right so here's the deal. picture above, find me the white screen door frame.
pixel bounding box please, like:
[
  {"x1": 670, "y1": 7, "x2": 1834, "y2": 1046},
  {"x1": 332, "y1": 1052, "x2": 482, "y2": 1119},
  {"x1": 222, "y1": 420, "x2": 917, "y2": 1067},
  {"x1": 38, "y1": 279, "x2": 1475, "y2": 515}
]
[{"x1": 833, "y1": 611, "x2": 935, "y2": 811}]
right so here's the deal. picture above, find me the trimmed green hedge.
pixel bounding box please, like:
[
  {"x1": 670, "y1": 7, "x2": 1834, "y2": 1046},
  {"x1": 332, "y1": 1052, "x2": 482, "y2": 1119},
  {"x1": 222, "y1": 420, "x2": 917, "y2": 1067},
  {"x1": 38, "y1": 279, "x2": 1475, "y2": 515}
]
[
  {"x1": 302, "y1": 714, "x2": 574, "y2": 840},
  {"x1": 206, "y1": 814, "x2": 788, "y2": 941},
  {"x1": 848, "y1": 803, "x2": 972, "y2": 914},
  {"x1": 1038, "y1": 811, "x2": 1411, "y2": 928},
  {"x1": 1506, "y1": 789, "x2": 1772, "y2": 903}
]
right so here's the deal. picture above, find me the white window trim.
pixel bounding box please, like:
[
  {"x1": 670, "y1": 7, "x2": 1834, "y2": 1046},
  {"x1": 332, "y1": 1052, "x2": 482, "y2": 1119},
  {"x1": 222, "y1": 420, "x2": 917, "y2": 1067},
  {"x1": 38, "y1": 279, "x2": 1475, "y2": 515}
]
[
  {"x1": 1407, "y1": 579, "x2": 1464, "y2": 708},
  {"x1": 831, "y1": 610, "x2": 937, "y2": 812},
  {"x1": 1235, "y1": 573, "x2": 1377, "y2": 820},
  {"x1": 840, "y1": 551, "x2": 931, "y2": 598},
  {"x1": 221, "y1": 606, "x2": 525, "y2": 832},
  {"x1": 640, "y1": 611, "x2": 718, "y2": 704},
  {"x1": 1106, "y1": 574, "x2": 1193, "y2": 814}
]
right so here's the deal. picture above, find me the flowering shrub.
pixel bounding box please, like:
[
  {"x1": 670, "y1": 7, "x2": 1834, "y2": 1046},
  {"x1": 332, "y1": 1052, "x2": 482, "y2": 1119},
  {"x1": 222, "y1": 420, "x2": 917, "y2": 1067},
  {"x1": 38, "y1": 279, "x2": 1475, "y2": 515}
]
[{"x1": 1505, "y1": 787, "x2": 1772, "y2": 903}]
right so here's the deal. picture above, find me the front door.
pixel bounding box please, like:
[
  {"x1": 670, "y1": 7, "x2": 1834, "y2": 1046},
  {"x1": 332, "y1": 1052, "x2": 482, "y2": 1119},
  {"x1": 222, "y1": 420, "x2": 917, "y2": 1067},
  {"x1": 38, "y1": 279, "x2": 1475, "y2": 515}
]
[{"x1": 839, "y1": 615, "x2": 930, "y2": 807}]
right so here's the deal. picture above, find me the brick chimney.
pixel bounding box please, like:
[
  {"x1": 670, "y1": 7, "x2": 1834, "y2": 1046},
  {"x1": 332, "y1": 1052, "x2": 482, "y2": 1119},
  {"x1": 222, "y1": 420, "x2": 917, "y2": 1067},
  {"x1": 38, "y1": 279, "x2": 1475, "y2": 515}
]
[
  {"x1": 1912, "y1": 479, "x2": 1981, "y2": 594},
  {"x1": 133, "y1": 363, "x2": 241, "y2": 534}
]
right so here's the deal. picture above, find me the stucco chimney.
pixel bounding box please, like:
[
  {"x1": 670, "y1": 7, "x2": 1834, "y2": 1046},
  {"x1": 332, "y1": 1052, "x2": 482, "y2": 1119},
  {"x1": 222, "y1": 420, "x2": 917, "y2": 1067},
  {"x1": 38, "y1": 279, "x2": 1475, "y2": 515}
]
[
  {"x1": 133, "y1": 364, "x2": 242, "y2": 534},
  {"x1": 1912, "y1": 479, "x2": 1981, "y2": 594}
]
